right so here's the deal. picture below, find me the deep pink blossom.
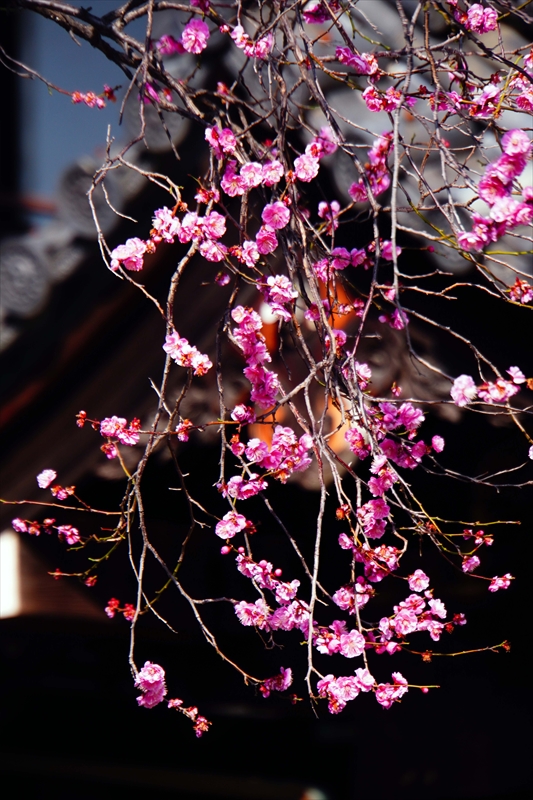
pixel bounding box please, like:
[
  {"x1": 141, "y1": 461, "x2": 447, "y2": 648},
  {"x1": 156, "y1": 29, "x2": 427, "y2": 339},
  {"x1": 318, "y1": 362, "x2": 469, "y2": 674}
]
[
  {"x1": 100, "y1": 416, "x2": 141, "y2": 446},
  {"x1": 37, "y1": 469, "x2": 57, "y2": 489},
  {"x1": 260, "y1": 667, "x2": 293, "y2": 698},
  {"x1": 465, "y1": 4, "x2": 498, "y2": 34},
  {"x1": 215, "y1": 511, "x2": 249, "y2": 539},
  {"x1": 56, "y1": 524, "x2": 80, "y2": 545},
  {"x1": 240, "y1": 162, "x2": 263, "y2": 189},
  {"x1": 408, "y1": 569, "x2": 430, "y2": 592},
  {"x1": 293, "y1": 153, "x2": 319, "y2": 181},
  {"x1": 163, "y1": 332, "x2": 213, "y2": 375},
  {"x1": 450, "y1": 374, "x2": 478, "y2": 406},
  {"x1": 135, "y1": 661, "x2": 167, "y2": 708},
  {"x1": 110, "y1": 238, "x2": 147, "y2": 271},
  {"x1": 488, "y1": 574, "x2": 513, "y2": 592},
  {"x1": 262, "y1": 160, "x2": 284, "y2": 186},
  {"x1": 336, "y1": 47, "x2": 380, "y2": 75},
  {"x1": 234, "y1": 598, "x2": 270, "y2": 627},
  {"x1": 261, "y1": 201, "x2": 290, "y2": 229},
  {"x1": 256, "y1": 225, "x2": 278, "y2": 254},
  {"x1": 477, "y1": 377, "x2": 519, "y2": 403},
  {"x1": 231, "y1": 404, "x2": 256, "y2": 424},
  {"x1": 181, "y1": 19, "x2": 210, "y2": 54},
  {"x1": 205, "y1": 126, "x2": 237, "y2": 158},
  {"x1": 462, "y1": 555, "x2": 481, "y2": 573}
]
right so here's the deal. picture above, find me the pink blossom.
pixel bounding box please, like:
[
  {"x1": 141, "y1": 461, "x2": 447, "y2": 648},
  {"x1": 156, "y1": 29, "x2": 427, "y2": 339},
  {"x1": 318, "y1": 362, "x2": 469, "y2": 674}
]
[
  {"x1": 450, "y1": 374, "x2": 478, "y2": 406},
  {"x1": 229, "y1": 24, "x2": 246, "y2": 46},
  {"x1": 392, "y1": 609, "x2": 418, "y2": 636},
  {"x1": 12, "y1": 518, "x2": 28, "y2": 533},
  {"x1": 100, "y1": 416, "x2": 141, "y2": 446},
  {"x1": 244, "y1": 438, "x2": 269, "y2": 463},
  {"x1": 508, "y1": 277, "x2": 533, "y2": 304},
  {"x1": 293, "y1": 153, "x2": 320, "y2": 182},
  {"x1": 354, "y1": 668, "x2": 375, "y2": 692},
  {"x1": 375, "y1": 672, "x2": 408, "y2": 709},
  {"x1": 215, "y1": 511, "x2": 248, "y2": 539},
  {"x1": 261, "y1": 201, "x2": 290, "y2": 229},
  {"x1": 488, "y1": 574, "x2": 513, "y2": 592},
  {"x1": 507, "y1": 366, "x2": 526, "y2": 384},
  {"x1": 429, "y1": 598, "x2": 446, "y2": 619},
  {"x1": 57, "y1": 524, "x2": 80, "y2": 545},
  {"x1": 470, "y1": 84, "x2": 500, "y2": 118},
  {"x1": 379, "y1": 309, "x2": 408, "y2": 330},
  {"x1": 501, "y1": 129, "x2": 532, "y2": 157},
  {"x1": 105, "y1": 597, "x2": 120, "y2": 618},
  {"x1": 260, "y1": 667, "x2": 293, "y2": 698},
  {"x1": 457, "y1": 230, "x2": 487, "y2": 252},
  {"x1": 345, "y1": 425, "x2": 371, "y2": 459},
  {"x1": 135, "y1": 661, "x2": 167, "y2": 708},
  {"x1": 381, "y1": 241, "x2": 402, "y2": 261},
  {"x1": 339, "y1": 629, "x2": 366, "y2": 658},
  {"x1": 255, "y1": 225, "x2": 278, "y2": 254},
  {"x1": 431, "y1": 435, "x2": 445, "y2": 453},
  {"x1": 336, "y1": 47, "x2": 380, "y2": 76},
  {"x1": 205, "y1": 126, "x2": 237, "y2": 159},
  {"x1": 181, "y1": 19, "x2": 210, "y2": 54},
  {"x1": 231, "y1": 404, "x2": 256, "y2": 424},
  {"x1": 275, "y1": 580, "x2": 300, "y2": 604},
  {"x1": 262, "y1": 160, "x2": 284, "y2": 186},
  {"x1": 234, "y1": 598, "x2": 270, "y2": 627},
  {"x1": 477, "y1": 378, "x2": 519, "y2": 403},
  {"x1": 110, "y1": 238, "x2": 147, "y2": 271},
  {"x1": 199, "y1": 240, "x2": 227, "y2": 262},
  {"x1": 408, "y1": 569, "x2": 430, "y2": 592},
  {"x1": 243, "y1": 34, "x2": 273, "y2": 60},
  {"x1": 465, "y1": 4, "x2": 498, "y2": 34},
  {"x1": 176, "y1": 419, "x2": 193, "y2": 442},
  {"x1": 462, "y1": 555, "x2": 481, "y2": 573},
  {"x1": 37, "y1": 469, "x2": 57, "y2": 489},
  {"x1": 163, "y1": 332, "x2": 212, "y2": 375},
  {"x1": 202, "y1": 211, "x2": 226, "y2": 239},
  {"x1": 156, "y1": 35, "x2": 183, "y2": 56},
  {"x1": 302, "y1": 2, "x2": 329, "y2": 24},
  {"x1": 152, "y1": 207, "x2": 181, "y2": 243},
  {"x1": 240, "y1": 162, "x2": 263, "y2": 189}
]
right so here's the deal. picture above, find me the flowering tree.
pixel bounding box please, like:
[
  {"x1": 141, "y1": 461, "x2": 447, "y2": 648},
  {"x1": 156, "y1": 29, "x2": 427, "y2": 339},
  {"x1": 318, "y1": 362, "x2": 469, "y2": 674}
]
[{"x1": 2, "y1": 0, "x2": 532, "y2": 735}]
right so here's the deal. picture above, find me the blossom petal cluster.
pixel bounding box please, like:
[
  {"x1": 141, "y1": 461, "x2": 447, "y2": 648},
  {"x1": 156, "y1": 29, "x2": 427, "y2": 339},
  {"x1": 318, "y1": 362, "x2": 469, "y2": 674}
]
[
  {"x1": 135, "y1": 661, "x2": 167, "y2": 708},
  {"x1": 457, "y1": 130, "x2": 533, "y2": 252}
]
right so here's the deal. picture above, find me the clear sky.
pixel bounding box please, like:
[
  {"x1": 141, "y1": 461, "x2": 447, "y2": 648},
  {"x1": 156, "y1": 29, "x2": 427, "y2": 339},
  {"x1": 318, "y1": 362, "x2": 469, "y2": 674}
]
[{"x1": 19, "y1": 1, "x2": 138, "y2": 200}]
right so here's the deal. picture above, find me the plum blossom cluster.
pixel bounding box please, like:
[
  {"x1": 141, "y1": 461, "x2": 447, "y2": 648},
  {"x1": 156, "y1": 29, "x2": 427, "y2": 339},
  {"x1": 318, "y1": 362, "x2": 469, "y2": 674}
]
[
  {"x1": 11, "y1": 0, "x2": 531, "y2": 732},
  {"x1": 344, "y1": 396, "x2": 442, "y2": 474},
  {"x1": 135, "y1": 661, "x2": 167, "y2": 708},
  {"x1": 71, "y1": 85, "x2": 115, "y2": 108},
  {"x1": 105, "y1": 597, "x2": 135, "y2": 621},
  {"x1": 12, "y1": 515, "x2": 81, "y2": 545},
  {"x1": 457, "y1": 129, "x2": 533, "y2": 252},
  {"x1": 450, "y1": 366, "x2": 527, "y2": 407},
  {"x1": 228, "y1": 24, "x2": 273, "y2": 60},
  {"x1": 230, "y1": 305, "x2": 280, "y2": 408},
  {"x1": 156, "y1": 19, "x2": 210, "y2": 56},
  {"x1": 99, "y1": 415, "x2": 141, "y2": 459},
  {"x1": 167, "y1": 698, "x2": 212, "y2": 738},
  {"x1": 163, "y1": 331, "x2": 213, "y2": 376},
  {"x1": 134, "y1": 661, "x2": 211, "y2": 736},
  {"x1": 348, "y1": 132, "x2": 392, "y2": 203},
  {"x1": 229, "y1": 425, "x2": 314, "y2": 485},
  {"x1": 448, "y1": 1, "x2": 498, "y2": 34}
]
